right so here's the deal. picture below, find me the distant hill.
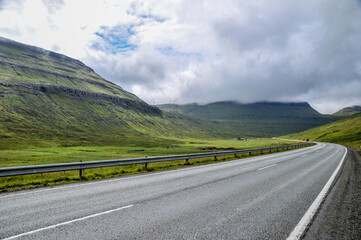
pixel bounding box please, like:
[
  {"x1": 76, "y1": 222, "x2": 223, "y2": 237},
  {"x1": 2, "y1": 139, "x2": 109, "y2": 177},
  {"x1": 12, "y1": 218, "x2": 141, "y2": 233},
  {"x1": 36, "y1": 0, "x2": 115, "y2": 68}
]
[
  {"x1": 0, "y1": 37, "x2": 216, "y2": 149},
  {"x1": 333, "y1": 105, "x2": 361, "y2": 117},
  {"x1": 284, "y1": 113, "x2": 361, "y2": 149},
  {"x1": 158, "y1": 101, "x2": 342, "y2": 137}
]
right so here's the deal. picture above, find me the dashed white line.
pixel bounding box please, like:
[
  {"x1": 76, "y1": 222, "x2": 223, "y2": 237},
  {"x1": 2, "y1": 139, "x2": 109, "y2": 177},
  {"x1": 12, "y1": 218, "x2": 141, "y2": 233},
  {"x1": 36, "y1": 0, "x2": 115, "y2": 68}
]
[
  {"x1": 257, "y1": 164, "x2": 277, "y2": 171},
  {"x1": 3, "y1": 204, "x2": 134, "y2": 240}
]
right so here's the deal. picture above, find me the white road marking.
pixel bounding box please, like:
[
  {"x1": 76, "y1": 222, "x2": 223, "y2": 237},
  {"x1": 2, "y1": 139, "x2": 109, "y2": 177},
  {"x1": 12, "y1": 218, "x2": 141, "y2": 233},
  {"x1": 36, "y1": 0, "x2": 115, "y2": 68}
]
[
  {"x1": 3, "y1": 204, "x2": 134, "y2": 240},
  {"x1": 286, "y1": 146, "x2": 348, "y2": 240},
  {"x1": 257, "y1": 164, "x2": 277, "y2": 171}
]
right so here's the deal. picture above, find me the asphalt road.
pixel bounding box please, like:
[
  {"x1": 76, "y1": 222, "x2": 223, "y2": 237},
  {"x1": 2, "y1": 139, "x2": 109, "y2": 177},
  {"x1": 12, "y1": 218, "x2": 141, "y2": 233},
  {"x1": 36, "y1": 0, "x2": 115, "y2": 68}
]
[
  {"x1": 303, "y1": 147, "x2": 360, "y2": 239},
  {"x1": 0, "y1": 143, "x2": 346, "y2": 239}
]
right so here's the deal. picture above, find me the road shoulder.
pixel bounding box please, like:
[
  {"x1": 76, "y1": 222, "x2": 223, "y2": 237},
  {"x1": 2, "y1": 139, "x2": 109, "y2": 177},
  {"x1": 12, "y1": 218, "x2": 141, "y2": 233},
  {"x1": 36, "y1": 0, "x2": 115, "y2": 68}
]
[{"x1": 303, "y1": 147, "x2": 361, "y2": 239}]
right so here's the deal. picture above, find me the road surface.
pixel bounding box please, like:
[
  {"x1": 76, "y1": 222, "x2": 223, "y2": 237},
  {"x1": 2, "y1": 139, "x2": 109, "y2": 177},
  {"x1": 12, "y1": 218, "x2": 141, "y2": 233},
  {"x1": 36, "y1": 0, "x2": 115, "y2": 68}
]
[{"x1": 0, "y1": 143, "x2": 346, "y2": 239}]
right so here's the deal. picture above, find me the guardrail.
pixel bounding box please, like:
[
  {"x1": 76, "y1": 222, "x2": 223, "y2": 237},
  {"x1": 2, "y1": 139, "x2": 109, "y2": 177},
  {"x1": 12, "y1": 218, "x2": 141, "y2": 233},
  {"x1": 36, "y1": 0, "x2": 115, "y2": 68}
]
[{"x1": 0, "y1": 143, "x2": 312, "y2": 178}]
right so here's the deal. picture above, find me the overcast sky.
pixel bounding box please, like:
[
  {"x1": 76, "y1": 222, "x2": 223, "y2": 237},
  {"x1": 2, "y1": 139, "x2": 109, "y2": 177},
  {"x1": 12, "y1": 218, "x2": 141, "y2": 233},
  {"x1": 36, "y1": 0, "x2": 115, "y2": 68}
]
[{"x1": 1, "y1": 0, "x2": 361, "y2": 114}]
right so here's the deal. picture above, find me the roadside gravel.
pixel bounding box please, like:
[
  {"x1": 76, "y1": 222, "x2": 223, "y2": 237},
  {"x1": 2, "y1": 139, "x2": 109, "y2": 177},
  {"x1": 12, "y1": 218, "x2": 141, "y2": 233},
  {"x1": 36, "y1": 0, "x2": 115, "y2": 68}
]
[{"x1": 303, "y1": 148, "x2": 361, "y2": 239}]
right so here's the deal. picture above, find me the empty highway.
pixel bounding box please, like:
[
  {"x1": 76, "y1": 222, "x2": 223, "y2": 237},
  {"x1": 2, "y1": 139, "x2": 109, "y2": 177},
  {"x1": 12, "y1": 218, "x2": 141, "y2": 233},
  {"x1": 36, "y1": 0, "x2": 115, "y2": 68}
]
[{"x1": 0, "y1": 143, "x2": 347, "y2": 239}]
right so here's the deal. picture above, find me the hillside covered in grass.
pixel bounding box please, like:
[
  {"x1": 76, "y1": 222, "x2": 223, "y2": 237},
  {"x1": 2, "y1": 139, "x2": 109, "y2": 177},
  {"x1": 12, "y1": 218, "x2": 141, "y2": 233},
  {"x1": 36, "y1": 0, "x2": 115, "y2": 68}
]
[
  {"x1": 0, "y1": 37, "x2": 220, "y2": 149},
  {"x1": 158, "y1": 101, "x2": 341, "y2": 138},
  {"x1": 332, "y1": 105, "x2": 361, "y2": 117},
  {"x1": 284, "y1": 113, "x2": 361, "y2": 149},
  {"x1": 0, "y1": 37, "x2": 137, "y2": 100}
]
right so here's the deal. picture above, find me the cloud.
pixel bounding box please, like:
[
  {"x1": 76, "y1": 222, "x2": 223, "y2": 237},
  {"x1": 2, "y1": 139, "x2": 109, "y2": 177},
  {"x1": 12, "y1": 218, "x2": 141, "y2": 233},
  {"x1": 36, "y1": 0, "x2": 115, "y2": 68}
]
[
  {"x1": 42, "y1": 0, "x2": 65, "y2": 14},
  {"x1": 1, "y1": 0, "x2": 360, "y2": 113}
]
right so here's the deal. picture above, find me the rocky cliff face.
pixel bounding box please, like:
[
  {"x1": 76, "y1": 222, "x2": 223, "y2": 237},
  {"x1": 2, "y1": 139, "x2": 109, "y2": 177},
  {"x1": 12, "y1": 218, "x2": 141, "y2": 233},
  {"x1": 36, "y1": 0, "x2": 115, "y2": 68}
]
[{"x1": 0, "y1": 81, "x2": 162, "y2": 116}]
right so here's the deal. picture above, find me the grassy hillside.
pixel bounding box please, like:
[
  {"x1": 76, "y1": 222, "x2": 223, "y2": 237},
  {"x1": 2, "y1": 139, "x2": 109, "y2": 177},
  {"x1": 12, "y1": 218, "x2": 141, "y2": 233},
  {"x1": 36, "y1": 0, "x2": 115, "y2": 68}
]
[
  {"x1": 158, "y1": 101, "x2": 341, "y2": 137},
  {"x1": 0, "y1": 37, "x2": 136, "y2": 99},
  {"x1": 0, "y1": 37, "x2": 221, "y2": 149},
  {"x1": 0, "y1": 81, "x2": 219, "y2": 149},
  {"x1": 332, "y1": 105, "x2": 361, "y2": 117},
  {"x1": 284, "y1": 113, "x2": 361, "y2": 149}
]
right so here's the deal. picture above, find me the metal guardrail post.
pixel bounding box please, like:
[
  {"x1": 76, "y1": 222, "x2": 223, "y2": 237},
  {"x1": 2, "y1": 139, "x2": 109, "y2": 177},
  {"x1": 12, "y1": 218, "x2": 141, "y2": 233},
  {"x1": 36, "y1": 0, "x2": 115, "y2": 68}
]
[
  {"x1": 79, "y1": 161, "x2": 83, "y2": 179},
  {"x1": 144, "y1": 156, "x2": 148, "y2": 169}
]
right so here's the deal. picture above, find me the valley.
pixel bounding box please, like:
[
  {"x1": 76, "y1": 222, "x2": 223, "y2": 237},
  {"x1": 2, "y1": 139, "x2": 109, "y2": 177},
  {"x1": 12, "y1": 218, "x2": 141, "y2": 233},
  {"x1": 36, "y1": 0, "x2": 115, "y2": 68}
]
[{"x1": 0, "y1": 36, "x2": 359, "y2": 192}]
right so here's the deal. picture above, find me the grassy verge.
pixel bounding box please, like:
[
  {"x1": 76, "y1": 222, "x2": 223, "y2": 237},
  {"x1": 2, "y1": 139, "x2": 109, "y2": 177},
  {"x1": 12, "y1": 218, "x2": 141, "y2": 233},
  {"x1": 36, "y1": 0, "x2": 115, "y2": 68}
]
[
  {"x1": 0, "y1": 138, "x2": 305, "y2": 192},
  {"x1": 0, "y1": 138, "x2": 297, "y2": 168},
  {"x1": 283, "y1": 113, "x2": 361, "y2": 150}
]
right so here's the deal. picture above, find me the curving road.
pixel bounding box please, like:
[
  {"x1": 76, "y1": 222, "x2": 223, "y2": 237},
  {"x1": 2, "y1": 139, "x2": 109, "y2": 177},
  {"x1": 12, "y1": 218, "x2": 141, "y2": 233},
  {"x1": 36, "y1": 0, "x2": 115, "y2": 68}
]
[{"x1": 0, "y1": 143, "x2": 347, "y2": 239}]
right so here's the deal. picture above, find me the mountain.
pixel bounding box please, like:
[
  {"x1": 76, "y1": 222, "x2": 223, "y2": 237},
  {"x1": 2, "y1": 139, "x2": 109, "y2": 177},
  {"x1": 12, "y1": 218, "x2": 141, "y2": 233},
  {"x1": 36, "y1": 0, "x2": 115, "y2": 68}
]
[
  {"x1": 158, "y1": 101, "x2": 342, "y2": 137},
  {"x1": 284, "y1": 113, "x2": 361, "y2": 149},
  {"x1": 0, "y1": 37, "x2": 215, "y2": 149},
  {"x1": 0, "y1": 37, "x2": 137, "y2": 100},
  {"x1": 333, "y1": 105, "x2": 361, "y2": 117}
]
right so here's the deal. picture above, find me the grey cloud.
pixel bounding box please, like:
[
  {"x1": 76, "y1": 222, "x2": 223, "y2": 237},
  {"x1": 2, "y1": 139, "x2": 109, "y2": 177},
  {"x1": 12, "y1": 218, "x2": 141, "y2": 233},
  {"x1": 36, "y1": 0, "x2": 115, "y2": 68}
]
[
  {"x1": 191, "y1": 0, "x2": 361, "y2": 110},
  {"x1": 86, "y1": 47, "x2": 178, "y2": 90},
  {"x1": 84, "y1": 0, "x2": 361, "y2": 113}
]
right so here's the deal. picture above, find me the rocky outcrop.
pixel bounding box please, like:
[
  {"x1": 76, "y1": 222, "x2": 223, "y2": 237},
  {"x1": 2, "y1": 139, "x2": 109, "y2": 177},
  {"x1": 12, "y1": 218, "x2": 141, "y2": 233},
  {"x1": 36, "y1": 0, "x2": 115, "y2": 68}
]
[{"x1": 0, "y1": 81, "x2": 162, "y2": 116}]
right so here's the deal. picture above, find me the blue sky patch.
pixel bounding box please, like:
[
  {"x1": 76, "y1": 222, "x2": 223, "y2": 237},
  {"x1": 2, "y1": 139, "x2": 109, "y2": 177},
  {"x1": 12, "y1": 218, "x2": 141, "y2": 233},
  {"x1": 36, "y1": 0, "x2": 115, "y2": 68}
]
[
  {"x1": 92, "y1": 25, "x2": 137, "y2": 54},
  {"x1": 157, "y1": 47, "x2": 203, "y2": 62},
  {"x1": 138, "y1": 14, "x2": 166, "y2": 23}
]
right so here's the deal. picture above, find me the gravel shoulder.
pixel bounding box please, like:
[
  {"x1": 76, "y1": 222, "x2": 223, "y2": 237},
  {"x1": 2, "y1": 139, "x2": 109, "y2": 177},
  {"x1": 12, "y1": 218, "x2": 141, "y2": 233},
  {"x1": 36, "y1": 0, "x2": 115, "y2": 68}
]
[{"x1": 303, "y1": 147, "x2": 361, "y2": 239}]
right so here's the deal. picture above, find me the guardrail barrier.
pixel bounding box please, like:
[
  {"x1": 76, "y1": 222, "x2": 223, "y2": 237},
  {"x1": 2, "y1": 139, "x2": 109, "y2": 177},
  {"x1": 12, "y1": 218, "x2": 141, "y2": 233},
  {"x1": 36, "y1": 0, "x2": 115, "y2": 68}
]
[{"x1": 0, "y1": 143, "x2": 312, "y2": 178}]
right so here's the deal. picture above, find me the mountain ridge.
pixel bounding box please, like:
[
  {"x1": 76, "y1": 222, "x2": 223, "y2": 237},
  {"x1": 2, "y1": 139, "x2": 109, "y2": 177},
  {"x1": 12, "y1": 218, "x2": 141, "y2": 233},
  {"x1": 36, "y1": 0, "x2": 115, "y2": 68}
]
[
  {"x1": 333, "y1": 105, "x2": 361, "y2": 117},
  {"x1": 158, "y1": 101, "x2": 342, "y2": 137},
  {"x1": 0, "y1": 36, "x2": 138, "y2": 100}
]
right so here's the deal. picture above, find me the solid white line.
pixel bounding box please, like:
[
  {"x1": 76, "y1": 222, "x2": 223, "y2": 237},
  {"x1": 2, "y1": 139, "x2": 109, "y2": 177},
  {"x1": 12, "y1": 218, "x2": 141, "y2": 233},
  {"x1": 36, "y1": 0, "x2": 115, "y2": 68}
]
[
  {"x1": 286, "y1": 146, "x2": 348, "y2": 240},
  {"x1": 257, "y1": 164, "x2": 277, "y2": 171},
  {"x1": 3, "y1": 204, "x2": 134, "y2": 240}
]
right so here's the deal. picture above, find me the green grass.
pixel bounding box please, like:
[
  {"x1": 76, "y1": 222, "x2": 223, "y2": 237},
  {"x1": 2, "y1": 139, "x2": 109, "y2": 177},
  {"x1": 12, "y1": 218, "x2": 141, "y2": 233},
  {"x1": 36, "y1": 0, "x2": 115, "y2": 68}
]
[
  {"x1": 0, "y1": 138, "x2": 295, "y2": 167},
  {"x1": 0, "y1": 138, "x2": 303, "y2": 191},
  {"x1": 284, "y1": 113, "x2": 361, "y2": 149}
]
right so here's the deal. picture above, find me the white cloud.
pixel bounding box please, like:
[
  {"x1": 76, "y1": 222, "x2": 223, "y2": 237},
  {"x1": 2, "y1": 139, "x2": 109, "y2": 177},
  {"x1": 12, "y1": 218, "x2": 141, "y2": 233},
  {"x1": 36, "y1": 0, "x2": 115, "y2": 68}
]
[{"x1": 1, "y1": 0, "x2": 361, "y2": 114}]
